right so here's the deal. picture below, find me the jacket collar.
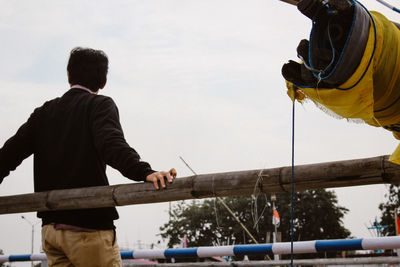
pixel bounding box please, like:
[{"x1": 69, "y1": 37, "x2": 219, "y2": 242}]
[{"x1": 70, "y1": 84, "x2": 97, "y2": 94}]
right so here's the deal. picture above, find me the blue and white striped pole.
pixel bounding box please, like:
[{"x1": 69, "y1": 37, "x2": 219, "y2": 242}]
[
  {"x1": 1, "y1": 236, "x2": 400, "y2": 263},
  {"x1": 0, "y1": 254, "x2": 47, "y2": 263},
  {"x1": 376, "y1": 0, "x2": 400, "y2": 13},
  {"x1": 124, "y1": 236, "x2": 400, "y2": 260}
]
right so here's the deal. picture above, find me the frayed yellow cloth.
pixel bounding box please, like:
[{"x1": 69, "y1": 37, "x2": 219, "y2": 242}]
[{"x1": 286, "y1": 12, "x2": 400, "y2": 164}]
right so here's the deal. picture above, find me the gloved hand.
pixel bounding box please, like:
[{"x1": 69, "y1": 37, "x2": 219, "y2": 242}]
[
  {"x1": 281, "y1": 39, "x2": 332, "y2": 87},
  {"x1": 282, "y1": 0, "x2": 355, "y2": 88}
]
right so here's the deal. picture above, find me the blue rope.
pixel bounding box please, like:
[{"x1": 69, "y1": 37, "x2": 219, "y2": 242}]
[
  {"x1": 290, "y1": 100, "x2": 295, "y2": 267},
  {"x1": 335, "y1": 0, "x2": 377, "y2": 90},
  {"x1": 310, "y1": 0, "x2": 357, "y2": 81},
  {"x1": 310, "y1": 16, "x2": 337, "y2": 80}
]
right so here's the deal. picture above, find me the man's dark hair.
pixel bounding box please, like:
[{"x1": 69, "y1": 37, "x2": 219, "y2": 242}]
[{"x1": 67, "y1": 47, "x2": 109, "y2": 92}]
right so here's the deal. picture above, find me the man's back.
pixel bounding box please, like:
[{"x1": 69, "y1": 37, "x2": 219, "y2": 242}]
[
  {"x1": 33, "y1": 88, "x2": 110, "y2": 192},
  {"x1": 0, "y1": 47, "x2": 176, "y2": 266},
  {"x1": 0, "y1": 86, "x2": 156, "y2": 229},
  {"x1": 32, "y1": 88, "x2": 120, "y2": 229}
]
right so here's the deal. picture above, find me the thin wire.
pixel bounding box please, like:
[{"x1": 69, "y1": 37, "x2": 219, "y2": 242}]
[
  {"x1": 251, "y1": 172, "x2": 268, "y2": 232},
  {"x1": 212, "y1": 176, "x2": 221, "y2": 230},
  {"x1": 252, "y1": 195, "x2": 269, "y2": 231},
  {"x1": 298, "y1": 55, "x2": 321, "y2": 73},
  {"x1": 179, "y1": 156, "x2": 198, "y2": 175},
  {"x1": 179, "y1": 156, "x2": 221, "y2": 237},
  {"x1": 310, "y1": 16, "x2": 336, "y2": 80},
  {"x1": 290, "y1": 100, "x2": 296, "y2": 267}
]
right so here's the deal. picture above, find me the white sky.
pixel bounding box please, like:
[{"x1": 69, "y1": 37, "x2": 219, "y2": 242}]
[{"x1": 0, "y1": 0, "x2": 399, "y2": 266}]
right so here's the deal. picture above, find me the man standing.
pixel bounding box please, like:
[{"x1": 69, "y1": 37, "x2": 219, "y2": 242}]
[{"x1": 0, "y1": 47, "x2": 177, "y2": 266}]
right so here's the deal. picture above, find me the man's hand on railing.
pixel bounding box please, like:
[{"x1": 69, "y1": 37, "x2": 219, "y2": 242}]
[{"x1": 146, "y1": 168, "x2": 177, "y2": 190}]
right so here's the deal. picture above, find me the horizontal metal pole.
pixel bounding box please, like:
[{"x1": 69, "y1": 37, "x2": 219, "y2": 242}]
[
  {"x1": 115, "y1": 236, "x2": 400, "y2": 259},
  {"x1": 2, "y1": 236, "x2": 400, "y2": 263},
  {"x1": 3, "y1": 256, "x2": 400, "y2": 266},
  {"x1": 279, "y1": 0, "x2": 299, "y2": 5},
  {"x1": 0, "y1": 155, "x2": 399, "y2": 214},
  {"x1": 124, "y1": 257, "x2": 400, "y2": 267}
]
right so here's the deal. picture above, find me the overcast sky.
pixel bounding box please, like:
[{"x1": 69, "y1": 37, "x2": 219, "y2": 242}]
[{"x1": 0, "y1": 0, "x2": 400, "y2": 265}]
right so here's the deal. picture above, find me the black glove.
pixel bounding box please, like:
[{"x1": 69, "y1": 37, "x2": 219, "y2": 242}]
[
  {"x1": 282, "y1": 39, "x2": 331, "y2": 87},
  {"x1": 281, "y1": 39, "x2": 309, "y2": 86}
]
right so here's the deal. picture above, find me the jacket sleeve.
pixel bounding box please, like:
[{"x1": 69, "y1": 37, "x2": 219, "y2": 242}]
[
  {"x1": 0, "y1": 112, "x2": 36, "y2": 183},
  {"x1": 91, "y1": 97, "x2": 155, "y2": 181}
]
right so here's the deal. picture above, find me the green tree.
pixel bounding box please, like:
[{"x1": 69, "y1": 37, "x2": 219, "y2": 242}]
[
  {"x1": 379, "y1": 185, "x2": 400, "y2": 236},
  {"x1": 159, "y1": 189, "x2": 350, "y2": 250}
]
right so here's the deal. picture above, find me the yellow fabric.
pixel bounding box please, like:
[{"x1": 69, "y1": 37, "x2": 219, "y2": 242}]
[
  {"x1": 42, "y1": 225, "x2": 122, "y2": 267},
  {"x1": 390, "y1": 146, "x2": 400, "y2": 165},
  {"x1": 286, "y1": 12, "x2": 400, "y2": 164}
]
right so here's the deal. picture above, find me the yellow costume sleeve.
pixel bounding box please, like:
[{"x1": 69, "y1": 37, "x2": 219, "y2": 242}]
[{"x1": 286, "y1": 12, "x2": 400, "y2": 164}]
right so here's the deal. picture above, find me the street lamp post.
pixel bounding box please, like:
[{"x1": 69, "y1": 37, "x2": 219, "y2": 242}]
[{"x1": 21, "y1": 215, "x2": 38, "y2": 267}]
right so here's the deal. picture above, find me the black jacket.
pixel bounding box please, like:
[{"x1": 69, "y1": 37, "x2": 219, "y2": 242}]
[{"x1": 0, "y1": 88, "x2": 155, "y2": 229}]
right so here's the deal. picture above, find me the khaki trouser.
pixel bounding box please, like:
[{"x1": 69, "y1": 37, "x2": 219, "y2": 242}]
[{"x1": 42, "y1": 224, "x2": 122, "y2": 267}]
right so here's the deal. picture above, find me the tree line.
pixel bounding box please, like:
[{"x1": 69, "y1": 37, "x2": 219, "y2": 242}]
[
  {"x1": 159, "y1": 185, "x2": 400, "y2": 258},
  {"x1": 159, "y1": 189, "x2": 350, "y2": 259}
]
